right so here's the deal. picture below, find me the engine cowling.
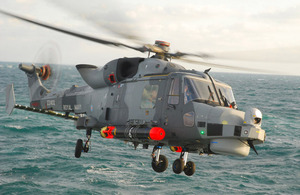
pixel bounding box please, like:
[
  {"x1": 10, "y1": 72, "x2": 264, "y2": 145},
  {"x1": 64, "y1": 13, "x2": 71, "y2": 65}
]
[
  {"x1": 76, "y1": 64, "x2": 106, "y2": 89},
  {"x1": 76, "y1": 57, "x2": 144, "y2": 89}
]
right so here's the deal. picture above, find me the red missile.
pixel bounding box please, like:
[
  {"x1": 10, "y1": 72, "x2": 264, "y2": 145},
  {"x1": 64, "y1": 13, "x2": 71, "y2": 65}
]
[{"x1": 100, "y1": 126, "x2": 165, "y2": 141}]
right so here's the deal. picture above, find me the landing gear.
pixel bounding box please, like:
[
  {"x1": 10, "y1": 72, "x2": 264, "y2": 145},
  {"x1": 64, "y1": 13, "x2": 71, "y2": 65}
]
[
  {"x1": 172, "y1": 151, "x2": 196, "y2": 176},
  {"x1": 151, "y1": 145, "x2": 168, "y2": 173},
  {"x1": 150, "y1": 146, "x2": 196, "y2": 176},
  {"x1": 172, "y1": 158, "x2": 184, "y2": 174},
  {"x1": 74, "y1": 128, "x2": 92, "y2": 158},
  {"x1": 184, "y1": 161, "x2": 196, "y2": 176},
  {"x1": 75, "y1": 139, "x2": 83, "y2": 158}
]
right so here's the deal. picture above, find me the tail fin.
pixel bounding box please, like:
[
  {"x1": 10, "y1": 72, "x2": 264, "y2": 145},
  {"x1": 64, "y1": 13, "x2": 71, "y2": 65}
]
[{"x1": 19, "y1": 64, "x2": 49, "y2": 102}]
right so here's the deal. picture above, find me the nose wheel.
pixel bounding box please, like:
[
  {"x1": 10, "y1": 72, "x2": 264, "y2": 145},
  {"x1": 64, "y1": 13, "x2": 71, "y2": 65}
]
[
  {"x1": 150, "y1": 146, "x2": 196, "y2": 176},
  {"x1": 184, "y1": 161, "x2": 196, "y2": 176},
  {"x1": 151, "y1": 145, "x2": 168, "y2": 173},
  {"x1": 172, "y1": 158, "x2": 184, "y2": 174},
  {"x1": 172, "y1": 151, "x2": 196, "y2": 176}
]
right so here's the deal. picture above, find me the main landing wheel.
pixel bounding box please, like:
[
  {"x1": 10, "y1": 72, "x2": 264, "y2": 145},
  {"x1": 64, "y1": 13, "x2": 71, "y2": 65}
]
[
  {"x1": 152, "y1": 155, "x2": 168, "y2": 173},
  {"x1": 172, "y1": 158, "x2": 184, "y2": 174},
  {"x1": 75, "y1": 139, "x2": 83, "y2": 158},
  {"x1": 184, "y1": 161, "x2": 196, "y2": 176}
]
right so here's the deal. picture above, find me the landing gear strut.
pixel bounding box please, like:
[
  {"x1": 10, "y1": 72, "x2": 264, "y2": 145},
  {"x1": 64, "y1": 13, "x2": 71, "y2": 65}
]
[
  {"x1": 75, "y1": 128, "x2": 92, "y2": 158},
  {"x1": 172, "y1": 151, "x2": 195, "y2": 176},
  {"x1": 151, "y1": 145, "x2": 168, "y2": 173}
]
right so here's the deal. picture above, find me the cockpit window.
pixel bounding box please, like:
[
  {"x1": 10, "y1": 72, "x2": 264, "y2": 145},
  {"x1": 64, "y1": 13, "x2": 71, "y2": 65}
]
[
  {"x1": 183, "y1": 77, "x2": 217, "y2": 104},
  {"x1": 217, "y1": 85, "x2": 236, "y2": 108},
  {"x1": 168, "y1": 78, "x2": 180, "y2": 104},
  {"x1": 183, "y1": 76, "x2": 236, "y2": 108},
  {"x1": 184, "y1": 78, "x2": 198, "y2": 104},
  {"x1": 207, "y1": 86, "x2": 215, "y2": 101},
  {"x1": 141, "y1": 85, "x2": 159, "y2": 108}
]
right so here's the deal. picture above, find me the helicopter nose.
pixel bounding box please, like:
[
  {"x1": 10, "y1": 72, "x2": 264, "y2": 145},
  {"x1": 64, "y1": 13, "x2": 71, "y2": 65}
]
[
  {"x1": 192, "y1": 105, "x2": 266, "y2": 156},
  {"x1": 204, "y1": 107, "x2": 266, "y2": 157}
]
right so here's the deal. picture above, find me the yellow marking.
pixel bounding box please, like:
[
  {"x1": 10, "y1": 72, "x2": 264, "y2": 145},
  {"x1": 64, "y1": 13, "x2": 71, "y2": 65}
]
[
  {"x1": 143, "y1": 73, "x2": 170, "y2": 78},
  {"x1": 222, "y1": 120, "x2": 228, "y2": 125},
  {"x1": 253, "y1": 115, "x2": 256, "y2": 117},
  {"x1": 170, "y1": 146, "x2": 176, "y2": 152},
  {"x1": 100, "y1": 126, "x2": 108, "y2": 138},
  {"x1": 243, "y1": 121, "x2": 247, "y2": 124},
  {"x1": 101, "y1": 126, "x2": 107, "y2": 131},
  {"x1": 256, "y1": 131, "x2": 260, "y2": 133}
]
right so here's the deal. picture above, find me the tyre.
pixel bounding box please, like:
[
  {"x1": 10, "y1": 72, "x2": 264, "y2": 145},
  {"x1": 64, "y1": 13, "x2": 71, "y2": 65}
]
[
  {"x1": 172, "y1": 158, "x2": 184, "y2": 174},
  {"x1": 75, "y1": 139, "x2": 83, "y2": 158},
  {"x1": 152, "y1": 155, "x2": 168, "y2": 173},
  {"x1": 184, "y1": 161, "x2": 196, "y2": 176}
]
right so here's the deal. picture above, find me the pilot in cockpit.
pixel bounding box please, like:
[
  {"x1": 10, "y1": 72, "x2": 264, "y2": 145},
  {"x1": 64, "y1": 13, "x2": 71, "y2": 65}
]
[{"x1": 184, "y1": 84, "x2": 194, "y2": 104}]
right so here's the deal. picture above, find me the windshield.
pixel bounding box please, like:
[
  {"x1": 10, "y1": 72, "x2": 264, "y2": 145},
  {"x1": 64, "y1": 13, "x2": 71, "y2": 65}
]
[
  {"x1": 216, "y1": 83, "x2": 236, "y2": 107},
  {"x1": 183, "y1": 76, "x2": 236, "y2": 107},
  {"x1": 184, "y1": 77, "x2": 217, "y2": 104}
]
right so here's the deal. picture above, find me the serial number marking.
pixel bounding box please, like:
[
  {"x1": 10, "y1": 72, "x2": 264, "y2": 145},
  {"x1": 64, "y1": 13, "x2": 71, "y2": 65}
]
[
  {"x1": 63, "y1": 105, "x2": 72, "y2": 110},
  {"x1": 47, "y1": 100, "x2": 56, "y2": 106},
  {"x1": 74, "y1": 104, "x2": 82, "y2": 110}
]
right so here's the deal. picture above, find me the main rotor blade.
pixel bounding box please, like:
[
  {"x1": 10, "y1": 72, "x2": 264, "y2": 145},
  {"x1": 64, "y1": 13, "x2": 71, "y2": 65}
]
[
  {"x1": 176, "y1": 58, "x2": 277, "y2": 74},
  {"x1": 169, "y1": 51, "x2": 212, "y2": 59},
  {"x1": 0, "y1": 9, "x2": 146, "y2": 52},
  {"x1": 49, "y1": 1, "x2": 144, "y2": 43},
  {"x1": 211, "y1": 47, "x2": 300, "y2": 64},
  {"x1": 171, "y1": 47, "x2": 300, "y2": 64}
]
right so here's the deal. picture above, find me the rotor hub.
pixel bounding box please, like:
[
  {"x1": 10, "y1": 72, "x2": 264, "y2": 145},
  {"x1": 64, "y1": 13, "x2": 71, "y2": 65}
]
[
  {"x1": 154, "y1": 40, "x2": 170, "y2": 52},
  {"x1": 40, "y1": 65, "x2": 51, "y2": 80}
]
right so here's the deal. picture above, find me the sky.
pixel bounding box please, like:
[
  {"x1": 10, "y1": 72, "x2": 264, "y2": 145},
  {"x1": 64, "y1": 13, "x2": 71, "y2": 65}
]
[{"x1": 0, "y1": 0, "x2": 299, "y2": 75}]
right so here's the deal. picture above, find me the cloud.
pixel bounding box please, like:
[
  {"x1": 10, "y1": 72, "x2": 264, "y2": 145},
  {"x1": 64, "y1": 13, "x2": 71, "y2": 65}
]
[
  {"x1": 254, "y1": 5, "x2": 300, "y2": 24},
  {"x1": 0, "y1": 0, "x2": 299, "y2": 75}
]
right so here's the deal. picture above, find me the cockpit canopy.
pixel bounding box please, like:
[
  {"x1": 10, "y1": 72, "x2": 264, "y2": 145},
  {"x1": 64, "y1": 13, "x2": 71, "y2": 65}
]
[{"x1": 183, "y1": 76, "x2": 236, "y2": 108}]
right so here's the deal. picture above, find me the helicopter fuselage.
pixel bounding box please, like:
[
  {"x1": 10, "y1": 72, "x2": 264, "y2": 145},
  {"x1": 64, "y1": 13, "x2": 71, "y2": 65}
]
[{"x1": 23, "y1": 57, "x2": 265, "y2": 157}]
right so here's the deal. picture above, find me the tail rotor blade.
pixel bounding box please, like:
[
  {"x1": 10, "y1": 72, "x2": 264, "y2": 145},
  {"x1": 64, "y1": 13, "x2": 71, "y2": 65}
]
[{"x1": 34, "y1": 42, "x2": 62, "y2": 91}]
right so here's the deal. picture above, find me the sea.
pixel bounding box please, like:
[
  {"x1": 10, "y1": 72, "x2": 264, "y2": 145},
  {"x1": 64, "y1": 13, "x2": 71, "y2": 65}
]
[{"x1": 0, "y1": 62, "x2": 299, "y2": 195}]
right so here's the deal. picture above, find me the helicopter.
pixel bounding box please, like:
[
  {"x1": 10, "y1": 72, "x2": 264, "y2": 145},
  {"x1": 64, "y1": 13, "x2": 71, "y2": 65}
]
[{"x1": 2, "y1": 10, "x2": 266, "y2": 176}]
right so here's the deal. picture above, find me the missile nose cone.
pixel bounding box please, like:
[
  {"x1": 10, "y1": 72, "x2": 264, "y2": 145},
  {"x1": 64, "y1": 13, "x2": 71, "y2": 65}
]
[{"x1": 149, "y1": 127, "x2": 165, "y2": 141}]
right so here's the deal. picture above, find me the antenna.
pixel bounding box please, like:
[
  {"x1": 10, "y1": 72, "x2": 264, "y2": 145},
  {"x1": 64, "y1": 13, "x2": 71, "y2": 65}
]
[{"x1": 204, "y1": 68, "x2": 211, "y2": 74}]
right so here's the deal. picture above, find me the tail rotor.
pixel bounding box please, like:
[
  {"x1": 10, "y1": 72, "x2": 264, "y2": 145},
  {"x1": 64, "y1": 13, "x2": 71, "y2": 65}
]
[{"x1": 33, "y1": 42, "x2": 62, "y2": 91}]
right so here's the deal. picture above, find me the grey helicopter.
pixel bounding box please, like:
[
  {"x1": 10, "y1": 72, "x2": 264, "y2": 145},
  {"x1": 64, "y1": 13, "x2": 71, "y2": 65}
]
[{"x1": 2, "y1": 10, "x2": 265, "y2": 176}]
